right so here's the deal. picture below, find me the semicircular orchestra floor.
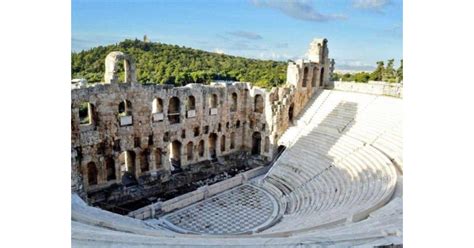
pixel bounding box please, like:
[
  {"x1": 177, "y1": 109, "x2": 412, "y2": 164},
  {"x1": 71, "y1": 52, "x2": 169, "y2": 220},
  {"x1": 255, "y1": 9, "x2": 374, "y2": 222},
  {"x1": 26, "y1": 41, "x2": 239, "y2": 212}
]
[{"x1": 161, "y1": 184, "x2": 280, "y2": 235}]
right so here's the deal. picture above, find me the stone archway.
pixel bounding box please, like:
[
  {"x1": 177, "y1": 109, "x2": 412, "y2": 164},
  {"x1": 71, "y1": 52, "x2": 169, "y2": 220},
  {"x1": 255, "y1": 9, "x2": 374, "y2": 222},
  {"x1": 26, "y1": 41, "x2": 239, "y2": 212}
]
[
  {"x1": 319, "y1": 67, "x2": 325, "y2": 87},
  {"x1": 118, "y1": 151, "x2": 137, "y2": 186},
  {"x1": 252, "y1": 132, "x2": 262, "y2": 155},
  {"x1": 105, "y1": 157, "x2": 116, "y2": 181},
  {"x1": 288, "y1": 103, "x2": 294, "y2": 123},
  {"x1": 168, "y1": 97, "x2": 181, "y2": 124},
  {"x1": 169, "y1": 140, "x2": 182, "y2": 171},
  {"x1": 302, "y1": 67, "x2": 309, "y2": 87},
  {"x1": 254, "y1": 94, "x2": 264, "y2": 113},
  {"x1": 209, "y1": 133, "x2": 217, "y2": 160},
  {"x1": 104, "y1": 51, "x2": 137, "y2": 84},
  {"x1": 230, "y1": 92, "x2": 238, "y2": 112},
  {"x1": 87, "y1": 162, "x2": 98, "y2": 186}
]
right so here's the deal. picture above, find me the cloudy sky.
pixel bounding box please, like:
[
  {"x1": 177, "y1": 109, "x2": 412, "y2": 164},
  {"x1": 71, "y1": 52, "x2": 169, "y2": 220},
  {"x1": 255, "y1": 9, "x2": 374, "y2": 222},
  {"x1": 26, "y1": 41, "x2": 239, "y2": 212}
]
[{"x1": 72, "y1": 0, "x2": 402, "y2": 71}]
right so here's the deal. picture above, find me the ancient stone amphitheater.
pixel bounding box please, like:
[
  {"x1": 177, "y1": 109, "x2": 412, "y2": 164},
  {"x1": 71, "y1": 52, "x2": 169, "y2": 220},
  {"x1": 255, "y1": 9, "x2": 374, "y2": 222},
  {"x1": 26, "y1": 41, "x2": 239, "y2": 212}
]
[{"x1": 71, "y1": 39, "x2": 403, "y2": 247}]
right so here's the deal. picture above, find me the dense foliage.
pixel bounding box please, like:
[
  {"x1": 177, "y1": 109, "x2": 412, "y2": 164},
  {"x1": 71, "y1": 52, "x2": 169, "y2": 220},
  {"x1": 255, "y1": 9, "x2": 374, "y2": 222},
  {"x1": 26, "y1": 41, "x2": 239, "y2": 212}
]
[
  {"x1": 72, "y1": 39, "x2": 287, "y2": 89},
  {"x1": 332, "y1": 59, "x2": 403, "y2": 83}
]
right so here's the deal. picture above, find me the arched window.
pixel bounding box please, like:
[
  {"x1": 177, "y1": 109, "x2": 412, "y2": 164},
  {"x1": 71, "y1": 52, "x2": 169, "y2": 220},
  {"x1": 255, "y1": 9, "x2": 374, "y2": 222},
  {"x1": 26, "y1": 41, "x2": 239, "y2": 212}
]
[
  {"x1": 288, "y1": 103, "x2": 294, "y2": 123},
  {"x1": 312, "y1": 67, "x2": 318, "y2": 87},
  {"x1": 79, "y1": 102, "x2": 95, "y2": 126},
  {"x1": 155, "y1": 148, "x2": 162, "y2": 169},
  {"x1": 209, "y1": 133, "x2": 217, "y2": 159},
  {"x1": 186, "y1": 95, "x2": 196, "y2": 111},
  {"x1": 118, "y1": 100, "x2": 133, "y2": 126},
  {"x1": 254, "y1": 94, "x2": 264, "y2": 113},
  {"x1": 230, "y1": 92, "x2": 238, "y2": 112},
  {"x1": 119, "y1": 151, "x2": 136, "y2": 177},
  {"x1": 264, "y1": 136, "x2": 270, "y2": 153},
  {"x1": 198, "y1": 140, "x2": 204, "y2": 157},
  {"x1": 152, "y1": 98, "x2": 163, "y2": 113},
  {"x1": 302, "y1": 67, "x2": 308, "y2": 87},
  {"x1": 168, "y1": 97, "x2": 180, "y2": 124},
  {"x1": 87, "y1": 162, "x2": 98, "y2": 186},
  {"x1": 252, "y1": 132, "x2": 262, "y2": 155},
  {"x1": 210, "y1": 94, "x2": 218, "y2": 108},
  {"x1": 319, "y1": 67, "x2": 325, "y2": 87},
  {"x1": 236, "y1": 120, "x2": 241, "y2": 128},
  {"x1": 105, "y1": 157, "x2": 116, "y2": 181},
  {"x1": 140, "y1": 149, "x2": 150, "y2": 173},
  {"x1": 169, "y1": 140, "x2": 182, "y2": 171},
  {"x1": 118, "y1": 100, "x2": 132, "y2": 116},
  {"x1": 209, "y1": 94, "x2": 218, "y2": 115},
  {"x1": 230, "y1": 132, "x2": 236, "y2": 149},
  {"x1": 186, "y1": 95, "x2": 196, "y2": 118},
  {"x1": 187, "y1": 142, "x2": 194, "y2": 161},
  {"x1": 220, "y1": 135, "x2": 226, "y2": 152},
  {"x1": 194, "y1": 126, "x2": 200, "y2": 137},
  {"x1": 152, "y1": 98, "x2": 164, "y2": 122}
]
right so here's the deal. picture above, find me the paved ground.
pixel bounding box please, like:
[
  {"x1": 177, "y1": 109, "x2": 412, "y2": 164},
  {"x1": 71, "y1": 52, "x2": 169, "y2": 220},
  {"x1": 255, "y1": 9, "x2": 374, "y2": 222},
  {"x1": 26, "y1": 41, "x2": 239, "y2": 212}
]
[{"x1": 161, "y1": 184, "x2": 279, "y2": 235}]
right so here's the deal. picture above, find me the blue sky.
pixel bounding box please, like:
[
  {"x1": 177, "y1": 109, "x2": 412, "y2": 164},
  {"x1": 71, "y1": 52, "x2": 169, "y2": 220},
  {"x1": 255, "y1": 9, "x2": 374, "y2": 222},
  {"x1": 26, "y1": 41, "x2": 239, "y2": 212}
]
[{"x1": 72, "y1": 0, "x2": 402, "y2": 71}]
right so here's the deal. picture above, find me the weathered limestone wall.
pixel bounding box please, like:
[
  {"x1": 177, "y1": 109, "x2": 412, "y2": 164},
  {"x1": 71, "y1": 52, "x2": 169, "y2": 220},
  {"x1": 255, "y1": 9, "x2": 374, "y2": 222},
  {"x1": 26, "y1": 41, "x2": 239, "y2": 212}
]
[
  {"x1": 71, "y1": 37, "x2": 332, "y2": 199},
  {"x1": 72, "y1": 82, "x2": 272, "y2": 191},
  {"x1": 267, "y1": 38, "x2": 331, "y2": 143},
  {"x1": 328, "y1": 80, "x2": 403, "y2": 98}
]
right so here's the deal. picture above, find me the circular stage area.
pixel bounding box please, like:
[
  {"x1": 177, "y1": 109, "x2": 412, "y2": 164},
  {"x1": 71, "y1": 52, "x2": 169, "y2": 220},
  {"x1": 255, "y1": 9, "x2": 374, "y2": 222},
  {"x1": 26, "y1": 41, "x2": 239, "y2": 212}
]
[{"x1": 161, "y1": 184, "x2": 280, "y2": 235}]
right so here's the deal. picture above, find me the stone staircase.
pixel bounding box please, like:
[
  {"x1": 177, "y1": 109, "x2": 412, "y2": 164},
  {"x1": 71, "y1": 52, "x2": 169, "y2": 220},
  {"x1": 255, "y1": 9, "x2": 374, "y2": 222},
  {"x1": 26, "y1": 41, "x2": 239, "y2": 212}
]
[{"x1": 260, "y1": 90, "x2": 402, "y2": 235}]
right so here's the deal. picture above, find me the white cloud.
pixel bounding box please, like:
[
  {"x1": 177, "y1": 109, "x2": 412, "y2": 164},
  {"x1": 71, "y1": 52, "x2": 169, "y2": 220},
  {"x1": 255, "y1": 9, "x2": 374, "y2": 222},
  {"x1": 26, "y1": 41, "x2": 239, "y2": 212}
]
[
  {"x1": 226, "y1": 31, "x2": 263, "y2": 40},
  {"x1": 251, "y1": 0, "x2": 346, "y2": 22},
  {"x1": 257, "y1": 51, "x2": 296, "y2": 61},
  {"x1": 352, "y1": 0, "x2": 391, "y2": 10},
  {"x1": 335, "y1": 59, "x2": 376, "y2": 72}
]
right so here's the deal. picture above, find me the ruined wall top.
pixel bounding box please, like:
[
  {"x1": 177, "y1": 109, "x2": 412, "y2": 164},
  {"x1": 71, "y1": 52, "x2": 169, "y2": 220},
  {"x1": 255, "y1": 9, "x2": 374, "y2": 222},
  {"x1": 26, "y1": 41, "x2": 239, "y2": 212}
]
[
  {"x1": 104, "y1": 51, "x2": 137, "y2": 84},
  {"x1": 308, "y1": 38, "x2": 328, "y2": 63}
]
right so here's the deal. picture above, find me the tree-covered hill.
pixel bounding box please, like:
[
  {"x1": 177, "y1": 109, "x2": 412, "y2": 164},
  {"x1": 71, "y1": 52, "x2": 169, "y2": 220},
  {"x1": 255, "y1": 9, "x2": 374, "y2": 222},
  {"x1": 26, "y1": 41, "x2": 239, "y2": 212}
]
[{"x1": 72, "y1": 39, "x2": 287, "y2": 89}]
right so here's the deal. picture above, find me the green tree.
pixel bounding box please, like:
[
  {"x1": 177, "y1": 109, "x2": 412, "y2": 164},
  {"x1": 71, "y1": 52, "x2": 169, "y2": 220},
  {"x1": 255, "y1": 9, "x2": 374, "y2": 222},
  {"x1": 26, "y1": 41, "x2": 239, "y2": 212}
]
[
  {"x1": 396, "y1": 59, "x2": 403, "y2": 83},
  {"x1": 370, "y1": 61, "x2": 384, "y2": 81},
  {"x1": 383, "y1": 59, "x2": 396, "y2": 82},
  {"x1": 342, "y1": 73, "x2": 354, "y2": 81},
  {"x1": 354, "y1": 72, "x2": 370, "y2": 83}
]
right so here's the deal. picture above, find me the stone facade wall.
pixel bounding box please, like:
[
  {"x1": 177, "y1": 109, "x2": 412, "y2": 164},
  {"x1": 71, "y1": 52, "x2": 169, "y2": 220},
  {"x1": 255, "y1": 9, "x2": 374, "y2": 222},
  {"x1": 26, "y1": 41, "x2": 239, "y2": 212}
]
[{"x1": 71, "y1": 38, "x2": 332, "y2": 198}]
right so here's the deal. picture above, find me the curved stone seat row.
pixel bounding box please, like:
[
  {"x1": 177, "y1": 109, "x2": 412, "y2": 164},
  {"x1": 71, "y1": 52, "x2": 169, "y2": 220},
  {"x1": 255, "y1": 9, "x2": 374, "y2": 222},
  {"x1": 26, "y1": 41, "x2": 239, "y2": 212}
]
[
  {"x1": 260, "y1": 90, "x2": 402, "y2": 233},
  {"x1": 262, "y1": 140, "x2": 397, "y2": 233},
  {"x1": 72, "y1": 194, "x2": 402, "y2": 247},
  {"x1": 72, "y1": 190, "x2": 402, "y2": 246}
]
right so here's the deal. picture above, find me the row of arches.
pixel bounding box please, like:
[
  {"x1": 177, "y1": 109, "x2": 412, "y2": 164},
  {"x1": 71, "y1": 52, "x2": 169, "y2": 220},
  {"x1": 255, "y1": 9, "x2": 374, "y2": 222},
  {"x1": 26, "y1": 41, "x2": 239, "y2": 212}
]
[
  {"x1": 302, "y1": 67, "x2": 325, "y2": 88},
  {"x1": 78, "y1": 92, "x2": 264, "y2": 126},
  {"x1": 85, "y1": 148, "x2": 163, "y2": 186},
  {"x1": 84, "y1": 131, "x2": 271, "y2": 187}
]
